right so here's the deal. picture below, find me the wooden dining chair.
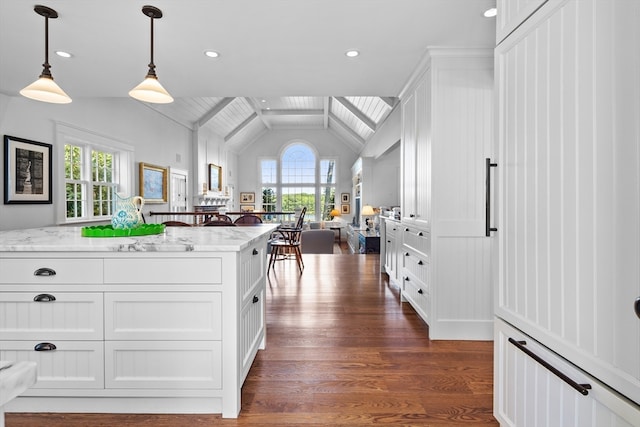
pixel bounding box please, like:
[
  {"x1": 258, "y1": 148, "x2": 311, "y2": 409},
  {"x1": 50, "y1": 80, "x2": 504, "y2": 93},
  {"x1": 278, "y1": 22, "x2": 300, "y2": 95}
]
[
  {"x1": 234, "y1": 214, "x2": 263, "y2": 225},
  {"x1": 162, "y1": 221, "x2": 192, "y2": 227}
]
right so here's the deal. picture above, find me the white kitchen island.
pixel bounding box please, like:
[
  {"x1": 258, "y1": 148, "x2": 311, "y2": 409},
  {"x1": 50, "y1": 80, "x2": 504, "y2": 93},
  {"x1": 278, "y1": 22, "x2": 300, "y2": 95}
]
[{"x1": 0, "y1": 225, "x2": 276, "y2": 418}]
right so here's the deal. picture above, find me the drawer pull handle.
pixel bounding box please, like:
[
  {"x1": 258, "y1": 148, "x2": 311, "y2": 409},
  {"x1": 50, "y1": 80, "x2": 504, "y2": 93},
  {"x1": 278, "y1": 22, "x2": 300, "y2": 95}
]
[
  {"x1": 253, "y1": 248, "x2": 259, "y2": 255},
  {"x1": 252, "y1": 295, "x2": 259, "y2": 304},
  {"x1": 418, "y1": 232, "x2": 423, "y2": 236},
  {"x1": 405, "y1": 252, "x2": 409, "y2": 256},
  {"x1": 410, "y1": 214, "x2": 416, "y2": 218},
  {"x1": 34, "y1": 267, "x2": 56, "y2": 277},
  {"x1": 634, "y1": 297, "x2": 640, "y2": 319},
  {"x1": 33, "y1": 293, "x2": 56, "y2": 302},
  {"x1": 404, "y1": 276, "x2": 409, "y2": 281},
  {"x1": 34, "y1": 342, "x2": 57, "y2": 352},
  {"x1": 387, "y1": 240, "x2": 391, "y2": 243},
  {"x1": 404, "y1": 228, "x2": 410, "y2": 232},
  {"x1": 418, "y1": 289, "x2": 423, "y2": 294},
  {"x1": 418, "y1": 260, "x2": 423, "y2": 265},
  {"x1": 508, "y1": 337, "x2": 591, "y2": 396},
  {"x1": 485, "y1": 158, "x2": 498, "y2": 236}
]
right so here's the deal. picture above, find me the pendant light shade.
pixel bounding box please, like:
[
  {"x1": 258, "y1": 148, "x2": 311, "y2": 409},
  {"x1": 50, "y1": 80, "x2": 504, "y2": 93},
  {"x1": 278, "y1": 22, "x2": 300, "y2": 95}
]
[
  {"x1": 129, "y1": 5, "x2": 173, "y2": 104},
  {"x1": 20, "y1": 5, "x2": 71, "y2": 104}
]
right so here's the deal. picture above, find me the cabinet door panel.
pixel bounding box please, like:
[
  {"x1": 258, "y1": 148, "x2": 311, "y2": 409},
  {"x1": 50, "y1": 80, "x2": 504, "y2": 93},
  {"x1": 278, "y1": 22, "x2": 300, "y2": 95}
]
[{"x1": 496, "y1": 0, "x2": 640, "y2": 406}]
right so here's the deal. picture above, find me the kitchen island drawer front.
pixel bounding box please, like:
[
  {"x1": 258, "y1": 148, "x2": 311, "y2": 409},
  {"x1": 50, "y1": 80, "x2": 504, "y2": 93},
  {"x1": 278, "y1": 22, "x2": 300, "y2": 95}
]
[
  {"x1": 401, "y1": 227, "x2": 430, "y2": 257},
  {"x1": 239, "y1": 238, "x2": 266, "y2": 302},
  {"x1": 240, "y1": 288, "x2": 265, "y2": 381},
  {"x1": 105, "y1": 293, "x2": 221, "y2": 340},
  {"x1": 0, "y1": 340, "x2": 104, "y2": 388},
  {"x1": 0, "y1": 292, "x2": 103, "y2": 340},
  {"x1": 105, "y1": 341, "x2": 222, "y2": 389},
  {"x1": 104, "y1": 258, "x2": 222, "y2": 284},
  {"x1": 0, "y1": 258, "x2": 103, "y2": 284}
]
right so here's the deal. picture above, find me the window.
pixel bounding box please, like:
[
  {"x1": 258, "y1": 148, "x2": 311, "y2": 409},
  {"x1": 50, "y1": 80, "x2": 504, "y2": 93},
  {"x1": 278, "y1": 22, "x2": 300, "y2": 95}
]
[
  {"x1": 260, "y1": 142, "x2": 336, "y2": 221},
  {"x1": 57, "y1": 124, "x2": 134, "y2": 224}
]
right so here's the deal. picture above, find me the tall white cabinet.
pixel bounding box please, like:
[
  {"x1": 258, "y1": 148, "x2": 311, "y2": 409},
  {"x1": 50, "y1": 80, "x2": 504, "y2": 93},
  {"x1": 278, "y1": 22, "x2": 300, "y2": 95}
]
[
  {"x1": 398, "y1": 49, "x2": 494, "y2": 340},
  {"x1": 493, "y1": 0, "x2": 640, "y2": 424}
]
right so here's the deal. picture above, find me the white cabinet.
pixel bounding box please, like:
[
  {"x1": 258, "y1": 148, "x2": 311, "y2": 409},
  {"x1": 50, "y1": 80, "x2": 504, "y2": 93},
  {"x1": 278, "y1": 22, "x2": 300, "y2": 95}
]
[
  {"x1": 381, "y1": 218, "x2": 401, "y2": 287},
  {"x1": 494, "y1": 319, "x2": 640, "y2": 427},
  {"x1": 494, "y1": 0, "x2": 640, "y2": 419},
  {"x1": 0, "y1": 236, "x2": 268, "y2": 418},
  {"x1": 398, "y1": 49, "x2": 494, "y2": 340}
]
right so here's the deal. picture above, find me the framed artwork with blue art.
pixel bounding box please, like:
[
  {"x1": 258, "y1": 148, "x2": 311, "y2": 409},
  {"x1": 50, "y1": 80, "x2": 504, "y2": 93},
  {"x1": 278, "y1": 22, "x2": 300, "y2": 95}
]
[{"x1": 139, "y1": 162, "x2": 168, "y2": 203}]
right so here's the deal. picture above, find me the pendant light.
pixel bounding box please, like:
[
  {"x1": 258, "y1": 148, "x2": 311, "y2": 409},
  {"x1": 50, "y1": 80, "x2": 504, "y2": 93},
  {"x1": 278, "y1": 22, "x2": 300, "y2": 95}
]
[
  {"x1": 20, "y1": 5, "x2": 72, "y2": 104},
  {"x1": 129, "y1": 5, "x2": 173, "y2": 104}
]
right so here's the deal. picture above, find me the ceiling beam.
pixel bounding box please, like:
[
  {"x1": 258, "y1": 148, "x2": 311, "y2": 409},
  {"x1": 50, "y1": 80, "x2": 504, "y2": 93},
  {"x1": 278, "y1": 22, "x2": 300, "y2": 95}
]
[
  {"x1": 198, "y1": 97, "x2": 235, "y2": 127},
  {"x1": 334, "y1": 97, "x2": 377, "y2": 131},
  {"x1": 323, "y1": 97, "x2": 330, "y2": 129},
  {"x1": 328, "y1": 111, "x2": 365, "y2": 146},
  {"x1": 245, "y1": 97, "x2": 272, "y2": 130},
  {"x1": 260, "y1": 109, "x2": 324, "y2": 116},
  {"x1": 380, "y1": 97, "x2": 397, "y2": 108},
  {"x1": 224, "y1": 112, "x2": 258, "y2": 142}
]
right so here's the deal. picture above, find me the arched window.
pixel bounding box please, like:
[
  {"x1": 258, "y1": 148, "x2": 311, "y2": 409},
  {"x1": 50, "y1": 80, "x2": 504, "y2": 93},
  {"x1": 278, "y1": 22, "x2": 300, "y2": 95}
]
[{"x1": 260, "y1": 142, "x2": 336, "y2": 221}]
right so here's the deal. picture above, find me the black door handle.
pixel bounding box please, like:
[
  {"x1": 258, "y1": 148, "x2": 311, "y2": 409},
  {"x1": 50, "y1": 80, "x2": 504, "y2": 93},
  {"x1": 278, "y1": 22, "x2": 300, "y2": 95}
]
[
  {"x1": 635, "y1": 297, "x2": 640, "y2": 319},
  {"x1": 485, "y1": 158, "x2": 498, "y2": 236}
]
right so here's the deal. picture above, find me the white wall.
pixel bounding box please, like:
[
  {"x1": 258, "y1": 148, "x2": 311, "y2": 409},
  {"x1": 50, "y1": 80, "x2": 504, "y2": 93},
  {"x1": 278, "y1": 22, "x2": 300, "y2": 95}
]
[
  {"x1": 236, "y1": 129, "x2": 358, "y2": 220},
  {"x1": 359, "y1": 105, "x2": 401, "y2": 159},
  {"x1": 0, "y1": 94, "x2": 193, "y2": 230}
]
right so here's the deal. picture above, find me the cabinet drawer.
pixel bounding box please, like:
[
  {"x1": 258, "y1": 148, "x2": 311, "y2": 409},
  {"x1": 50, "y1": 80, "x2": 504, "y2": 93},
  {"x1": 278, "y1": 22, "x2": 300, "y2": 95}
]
[
  {"x1": 240, "y1": 288, "x2": 265, "y2": 379},
  {"x1": 402, "y1": 250, "x2": 429, "y2": 285},
  {"x1": 0, "y1": 340, "x2": 104, "y2": 389},
  {"x1": 0, "y1": 292, "x2": 103, "y2": 340},
  {"x1": 105, "y1": 341, "x2": 221, "y2": 389},
  {"x1": 0, "y1": 258, "x2": 103, "y2": 284},
  {"x1": 240, "y1": 240, "x2": 266, "y2": 303},
  {"x1": 495, "y1": 319, "x2": 640, "y2": 426},
  {"x1": 104, "y1": 258, "x2": 222, "y2": 284},
  {"x1": 402, "y1": 227, "x2": 430, "y2": 257},
  {"x1": 403, "y1": 276, "x2": 430, "y2": 322},
  {"x1": 105, "y1": 292, "x2": 221, "y2": 340}
]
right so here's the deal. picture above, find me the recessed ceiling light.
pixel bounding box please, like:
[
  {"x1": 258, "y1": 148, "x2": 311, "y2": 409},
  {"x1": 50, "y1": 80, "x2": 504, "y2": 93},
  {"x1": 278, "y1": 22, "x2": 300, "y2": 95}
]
[
  {"x1": 55, "y1": 50, "x2": 72, "y2": 58},
  {"x1": 345, "y1": 50, "x2": 359, "y2": 58},
  {"x1": 484, "y1": 8, "x2": 497, "y2": 17},
  {"x1": 204, "y1": 50, "x2": 219, "y2": 58},
  {"x1": 261, "y1": 99, "x2": 266, "y2": 103}
]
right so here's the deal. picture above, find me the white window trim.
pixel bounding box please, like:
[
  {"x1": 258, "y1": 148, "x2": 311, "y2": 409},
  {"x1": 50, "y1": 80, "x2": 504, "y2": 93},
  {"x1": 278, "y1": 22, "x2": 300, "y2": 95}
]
[{"x1": 55, "y1": 122, "x2": 134, "y2": 225}]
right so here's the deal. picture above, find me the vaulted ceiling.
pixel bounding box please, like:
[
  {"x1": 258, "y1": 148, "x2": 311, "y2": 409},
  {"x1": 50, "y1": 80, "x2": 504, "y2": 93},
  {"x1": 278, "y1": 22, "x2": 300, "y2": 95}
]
[{"x1": 0, "y1": 0, "x2": 496, "y2": 152}]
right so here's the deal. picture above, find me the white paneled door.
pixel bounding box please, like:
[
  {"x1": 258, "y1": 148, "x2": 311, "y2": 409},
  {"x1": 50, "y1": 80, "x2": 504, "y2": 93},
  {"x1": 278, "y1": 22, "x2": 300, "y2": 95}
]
[{"x1": 496, "y1": 0, "x2": 640, "y2": 408}]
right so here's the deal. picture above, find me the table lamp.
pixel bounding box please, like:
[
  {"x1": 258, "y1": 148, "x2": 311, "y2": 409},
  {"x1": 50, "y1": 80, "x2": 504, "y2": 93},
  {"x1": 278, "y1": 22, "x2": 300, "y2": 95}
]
[
  {"x1": 361, "y1": 205, "x2": 375, "y2": 230},
  {"x1": 330, "y1": 208, "x2": 341, "y2": 220}
]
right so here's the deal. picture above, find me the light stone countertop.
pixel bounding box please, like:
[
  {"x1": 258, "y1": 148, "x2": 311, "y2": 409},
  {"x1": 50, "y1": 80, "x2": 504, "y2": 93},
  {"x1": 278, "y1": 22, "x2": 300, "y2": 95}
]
[{"x1": 0, "y1": 225, "x2": 278, "y2": 253}]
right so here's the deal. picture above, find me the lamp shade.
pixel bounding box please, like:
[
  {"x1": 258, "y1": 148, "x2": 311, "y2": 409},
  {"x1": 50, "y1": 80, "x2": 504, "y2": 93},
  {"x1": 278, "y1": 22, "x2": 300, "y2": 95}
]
[
  {"x1": 361, "y1": 205, "x2": 375, "y2": 216},
  {"x1": 129, "y1": 76, "x2": 174, "y2": 104},
  {"x1": 330, "y1": 209, "x2": 341, "y2": 217},
  {"x1": 20, "y1": 76, "x2": 72, "y2": 104}
]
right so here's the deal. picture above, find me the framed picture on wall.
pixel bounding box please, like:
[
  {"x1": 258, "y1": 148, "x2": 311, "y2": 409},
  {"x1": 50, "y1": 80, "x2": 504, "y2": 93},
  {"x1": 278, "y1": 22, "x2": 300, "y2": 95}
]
[
  {"x1": 240, "y1": 192, "x2": 255, "y2": 203},
  {"x1": 341, "y1": 193, "x2": 350, "y2": 204},
  {"x1": 139, "y1": 162, "x2": 168, "y2": 203},
  {"x1": 3, "y1": 135, "x2": 52, "y2": 204},
  {"x1": 208, "y1": 163, "x2": 222, "y2": 191},
  {"x1": 240, "y1": 205, "x2": 255, "y2": 212},
  {"x1": 341, "y1": 204, "x2": 350, "y2": 214}
]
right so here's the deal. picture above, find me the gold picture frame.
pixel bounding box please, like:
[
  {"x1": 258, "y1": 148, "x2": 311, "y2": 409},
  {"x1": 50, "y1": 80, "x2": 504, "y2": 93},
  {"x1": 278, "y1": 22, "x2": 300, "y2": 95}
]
[
  {"x1": 209, "y1": 163, "x2": 222, "y2": 191},
  {"x1": 139, "y1": 162, "x2": 168, "y2": 203}
]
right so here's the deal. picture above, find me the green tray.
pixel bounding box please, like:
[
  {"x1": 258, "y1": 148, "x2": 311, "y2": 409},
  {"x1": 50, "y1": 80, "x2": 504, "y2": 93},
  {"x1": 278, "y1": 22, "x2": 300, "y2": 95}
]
[{"x1": 81, "y1": 224, "x2": 165, "y2": 238}]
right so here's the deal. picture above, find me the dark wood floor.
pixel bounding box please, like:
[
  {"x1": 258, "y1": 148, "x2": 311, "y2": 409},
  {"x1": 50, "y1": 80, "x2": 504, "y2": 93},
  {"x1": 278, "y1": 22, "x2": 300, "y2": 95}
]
[{"x1": 6, "y1": 252, "x2": 498, "y2": 427}]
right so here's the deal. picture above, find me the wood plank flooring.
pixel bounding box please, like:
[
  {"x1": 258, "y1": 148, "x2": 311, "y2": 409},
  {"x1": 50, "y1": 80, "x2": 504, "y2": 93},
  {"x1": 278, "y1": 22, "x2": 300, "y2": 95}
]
[{"x1": 6, "y1": 253, "x2": 497, "y2": 427}]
